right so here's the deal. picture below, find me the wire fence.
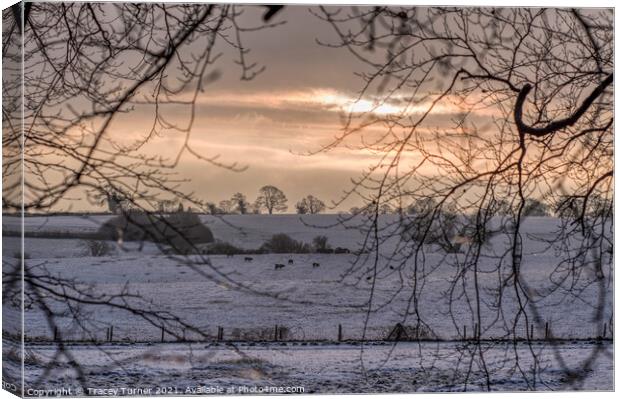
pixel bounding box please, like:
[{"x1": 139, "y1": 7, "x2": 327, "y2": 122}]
[{"x1": 8, "y1": 321, "x2": 613, "y2": 344}]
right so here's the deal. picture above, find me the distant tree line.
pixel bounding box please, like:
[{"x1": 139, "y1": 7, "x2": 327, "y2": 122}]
[
  {"x1": 103, "y1": 183, "x2": 604, "y2": 219},
  {"x1": 187, "y1": 186, "x2": 327, "y2": 216},
  {"x1": 347, "y1": 197, "x2": 610, "y2": 219},
  {"x1": 100, "y1": 184, "x2": 329, "y2": 215}
]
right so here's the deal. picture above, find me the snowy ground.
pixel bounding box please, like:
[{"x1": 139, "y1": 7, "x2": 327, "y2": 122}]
[
  {"x1": 2, "y1": 340, "x2": 614, "y2": 394},
  {"x1": 1, "y1": 214, "x2": 614, "y2": 392}
]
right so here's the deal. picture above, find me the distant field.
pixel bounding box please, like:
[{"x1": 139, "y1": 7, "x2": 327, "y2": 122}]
[
  {"x1": 2, "y1": 215, "x2": 612, "y2": 342},
  {"x1": 2, "y1": 214, "x2": 613, "y2": 392}
]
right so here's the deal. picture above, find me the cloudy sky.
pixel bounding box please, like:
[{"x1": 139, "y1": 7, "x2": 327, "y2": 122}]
[
  {"x1": 18, "y1": 4, "x2": 611, "y2": 213},
  {"x1": 101, "y1": 6, "x2": 387, "y2": 212},
  {"x1": 87, "y1": 5, "x2": 469, "y2": 213}
]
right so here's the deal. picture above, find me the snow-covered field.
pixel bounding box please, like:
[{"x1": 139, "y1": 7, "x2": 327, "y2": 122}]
[
  {"x1": 2, "y1": 340, "x2": 613, "y2": 393},
  {"x1": 1, "y1": 214, "x2": 614, "y2": 392}
]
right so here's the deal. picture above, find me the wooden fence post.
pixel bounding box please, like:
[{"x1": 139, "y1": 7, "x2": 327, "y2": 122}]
[
  {"x1": 109, "y1": 325, "x2": 114, "y2": 342},
  {"x1": 161, "y1": 326, "x2": 165, "y2": 343},
  {"x1": 545, "y1": 322, "x2": 549, "y2": 340},
  {"x1": 530, "y1": 324, "x2": 534, "y2": 340},
  {"x1": 338, "y1": 324, "x2": 343, "y2": 342},
  {"x1": 463, "y1": 325, "x2": 466, "y2": 340},
  {"x1": 274, "y1": 325, "x2": 278, "y2": 342},
  {"x1": 53, "y1": 327, "x2": 58, "y2": 342}
]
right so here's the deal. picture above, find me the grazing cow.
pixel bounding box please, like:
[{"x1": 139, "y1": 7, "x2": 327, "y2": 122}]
[
  {"x1": 275, "y1": 263, "x2": 285, "y2": 270},
  {"x1": 312, "y1": 262, "x2": 320, "y2": 268},
  {"x1": 288, "y1": 259, "x2": 294, "y2": 265},
  {"x1": 244, "y1": 256, "x2": 253, "y2": 262}
]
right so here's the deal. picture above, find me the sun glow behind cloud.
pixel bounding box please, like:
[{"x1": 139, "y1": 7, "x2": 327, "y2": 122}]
[
  {"x1": 196, "y1": 87, "x2": 465, "y2": 117},
  {"x1": 87, "y1": 83, "x2": 499, "y2": 213},
  {"x1": 306, "y1": 89, "x2": 403, "y2": 115}
]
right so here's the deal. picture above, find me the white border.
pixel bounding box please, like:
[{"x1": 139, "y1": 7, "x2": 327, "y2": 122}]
[{"x1": 0, "y1": 1, "x2": 616, "y2": 399}]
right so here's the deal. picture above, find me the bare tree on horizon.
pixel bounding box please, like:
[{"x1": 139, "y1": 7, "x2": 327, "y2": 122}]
[{"x1": 255, "y1": 185, "x2": 288, "y2": 214}]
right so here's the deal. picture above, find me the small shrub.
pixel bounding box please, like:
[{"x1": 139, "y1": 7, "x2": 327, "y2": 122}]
[
  {"x1": 312, "y1": 235, "x2": 333, "y2": 253},
  {"x1": 80, "y1": 239, "x2": 113, "y2": 257},
  {"x1": 260, "y1": 233, "x2": 310, "y2": 254},
  {"x1": 206, "y1": 241, "x2": 245, "y2": 255}
]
